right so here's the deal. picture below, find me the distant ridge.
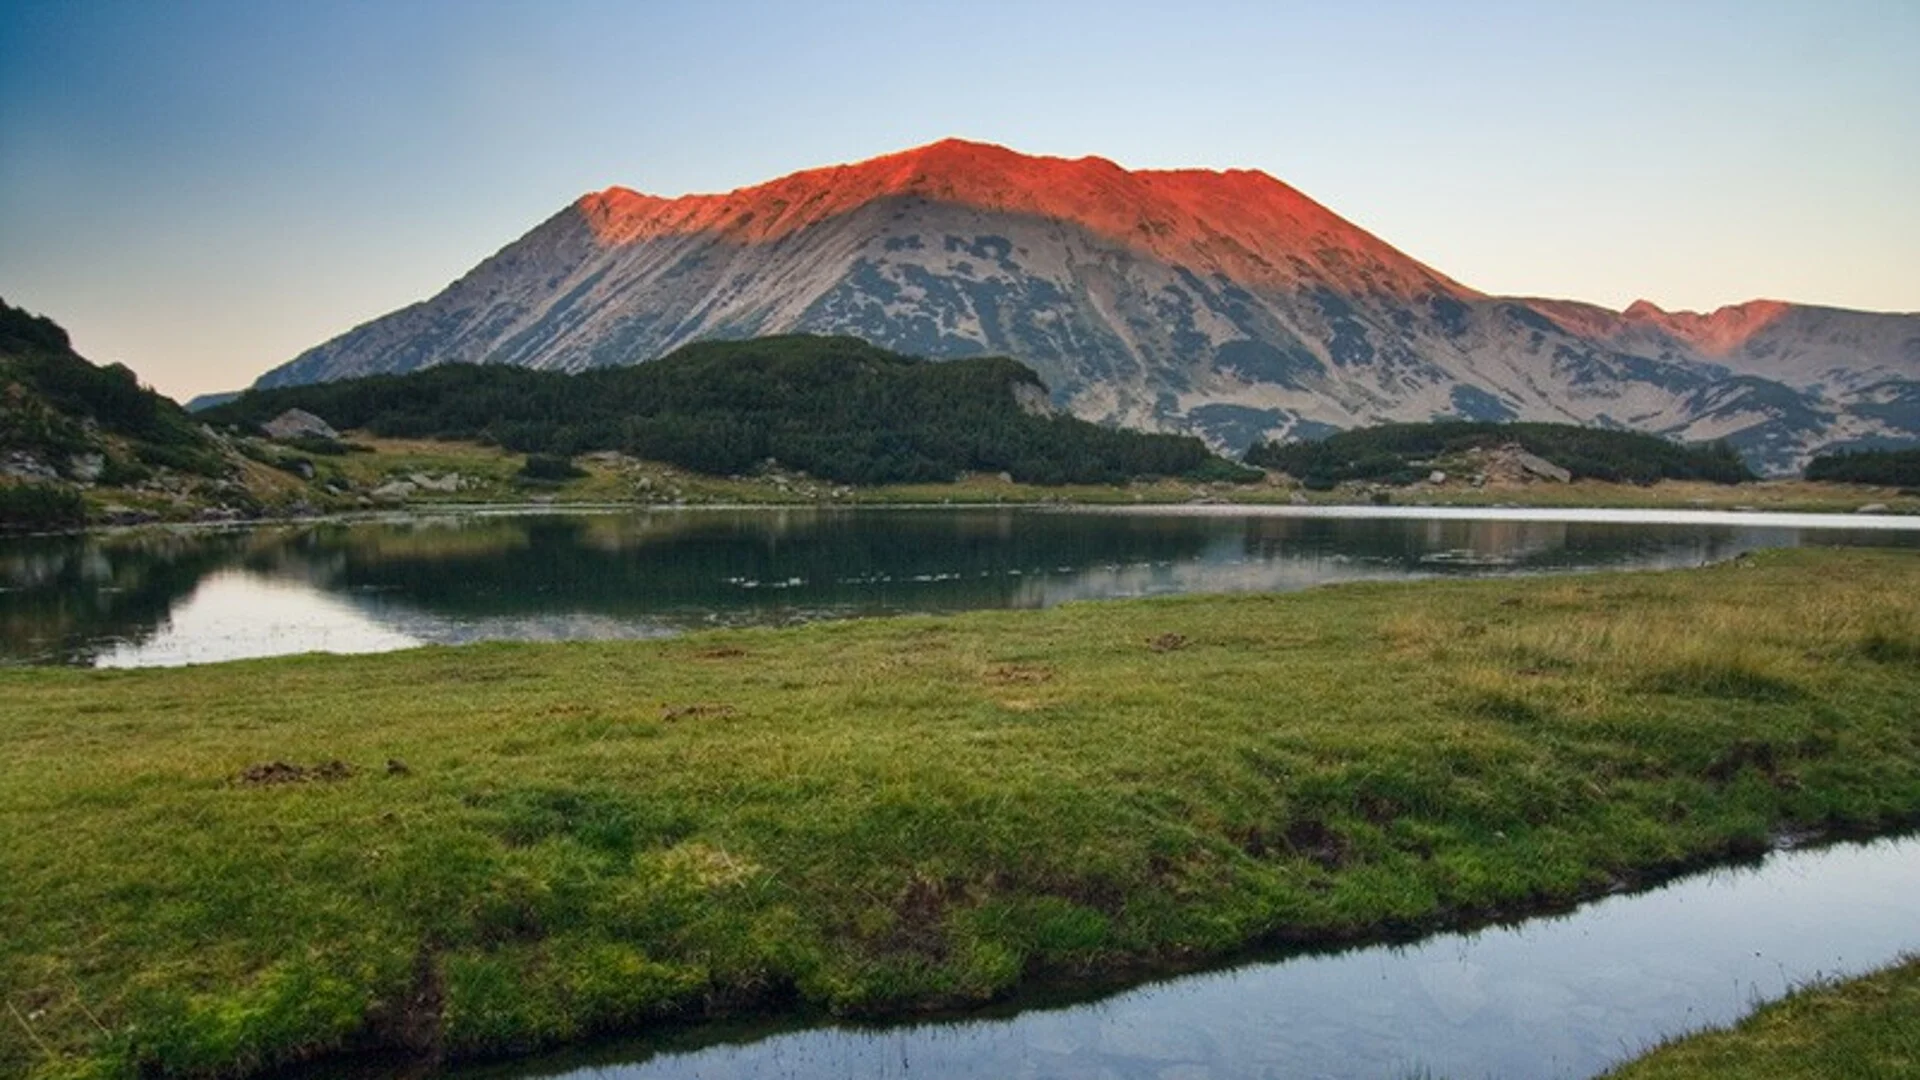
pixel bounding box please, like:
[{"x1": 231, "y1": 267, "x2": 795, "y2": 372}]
[{"x1": 257, "y1": 139, "x2": 1920, "y2": 473}]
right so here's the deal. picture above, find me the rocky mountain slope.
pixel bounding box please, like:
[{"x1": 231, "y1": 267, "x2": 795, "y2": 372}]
[{"x1": 256, "y1": 140, "x2": 1920, "y2": 473}]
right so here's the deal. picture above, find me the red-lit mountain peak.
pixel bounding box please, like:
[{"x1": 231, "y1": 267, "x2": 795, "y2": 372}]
[
  {"x1": 1623, "y1": 298, "x2": 1791, "y2": 355},
  {"x1": 575, "y1": 139, "x2": 1472, "y2": 298}
]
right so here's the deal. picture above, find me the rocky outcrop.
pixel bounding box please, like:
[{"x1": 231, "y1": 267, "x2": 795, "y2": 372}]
[
  {"x1": 1511, "y1": 450, "x2": 1572, "y2": 484},
  {"x1": 262, "y1": 408, "x2": 339, "y2": 441}
]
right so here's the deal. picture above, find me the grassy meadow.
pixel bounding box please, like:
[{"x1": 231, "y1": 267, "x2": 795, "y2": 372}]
[{"x1": 3, "y1": 549, "x2": 1920, "y2": 1077}]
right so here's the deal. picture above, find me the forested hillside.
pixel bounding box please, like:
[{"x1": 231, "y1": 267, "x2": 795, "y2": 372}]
[
  {"x1": 1804, "y1": 448, "x2": 1920, "y2": 487},
  {"x1": 1, "y1": 299, "x2": 230, "y2": 530},
  {"x1": 211, "y1": 335, "x2": 1254, "y2": 485},
  {"x1": 1244, "y1": 421, "x2": 1753, "y2": 487},
  {"x1": 1, "y1": 299, "x2": 223, "y2": 476}
]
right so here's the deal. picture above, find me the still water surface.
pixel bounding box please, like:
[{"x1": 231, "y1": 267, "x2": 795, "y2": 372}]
[
  {"x1": 4, "y1": 505, "x2": 1919, "y2": 667},
  {"x1": 457, "y1": 834, "x2": 1920, "y2": 1080}
]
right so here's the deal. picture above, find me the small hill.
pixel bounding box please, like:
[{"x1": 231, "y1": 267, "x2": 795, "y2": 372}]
[
  {"x1": 2, "y1": 297, "x2": 228, "y2": 491},
  {"x1": 209, "y1": 335, "x2": 1255, "y2": 486},
  {"x1": 1, "y1": 299, "x2": 224, "y2": 476},
  {"x1": 1, "y1": 300, "x2": 230, "y2": 529},
  {"x1": 1245, "y1": 421, "x2": 1753, "y2": 489}
]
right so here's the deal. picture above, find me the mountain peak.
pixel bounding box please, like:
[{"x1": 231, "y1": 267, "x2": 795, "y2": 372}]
[
  {"x1": 1622, "y1": 297, "x2": 1790, "y2": 354},
  {"x1": 573, "y1": 139, "x2": 1470, "y2": 297}
]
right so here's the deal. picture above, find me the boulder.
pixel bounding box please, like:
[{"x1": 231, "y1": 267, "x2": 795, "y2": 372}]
[
  {"x1": 68, "y1": 453, "x2": 105, "y2": 483},
  {"x1": 370, "y1": 480, "x2": 418, "y2": 500},
  {"x1": 262, "y1": 408, "x2": 339, "y2": 441},
  {"x1": 2, "y1": 452, "x2": 61, "y2": 482},
  {"x1": 1512, "y1": 450, "x2": 1572, "y2": 484},
  {"x1": 99, "y1": 504, "x2": 158, "y2": 526},
  {"x1": 1011, "y1": 382, "x2": 1056, "y2": 417},
  {"x1": 407, "y1": 472, "x2": 461, "y2": 493}
]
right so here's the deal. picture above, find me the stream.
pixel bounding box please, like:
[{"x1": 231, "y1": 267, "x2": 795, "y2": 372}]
[{"x1": 456, "y1": 833, "x2": 1920, "y2": 1080}]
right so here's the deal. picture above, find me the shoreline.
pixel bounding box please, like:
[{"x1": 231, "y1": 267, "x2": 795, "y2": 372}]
[{"x1": 14, "y1": 487, "x2": 1920, "y2": 543}]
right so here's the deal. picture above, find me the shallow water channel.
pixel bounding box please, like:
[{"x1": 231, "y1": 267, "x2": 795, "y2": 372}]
[
  {"x1": 4, "y1": 505, "x2": 1919, "y2": 667},
  {"x1": 456, "y1": 834, "x2": 1920, "y2": 1080}
]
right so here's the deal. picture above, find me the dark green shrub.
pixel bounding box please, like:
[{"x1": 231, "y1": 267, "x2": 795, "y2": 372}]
[
  {"x1": 0, "y1": 482, "x2": 86, "y2": 532},
  {"x1": 97, "y1": 457, "x2": 152, "y2": 487},
  {"x1": 1185, "y1": 458, "x2": 1264, "y2": 484},
  {"x1": 517, "y1": 454, "x2": 587, "y2": 482}
]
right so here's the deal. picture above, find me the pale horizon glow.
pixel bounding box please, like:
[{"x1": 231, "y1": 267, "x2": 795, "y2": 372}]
[{"x1": 2, "y1": 1, "x2": 1916, "y2": 401}]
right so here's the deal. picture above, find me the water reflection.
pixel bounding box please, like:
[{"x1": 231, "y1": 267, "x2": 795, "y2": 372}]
[
  {"x1": 94, "y1": 571, "x2": 422, "y2": 668},
  {"x1": 2, "y1": 507, "x2": 1917, "y2": 667},
  {"x1": 459, "y1": 834, "x2": 1920, "y2": 1080}
]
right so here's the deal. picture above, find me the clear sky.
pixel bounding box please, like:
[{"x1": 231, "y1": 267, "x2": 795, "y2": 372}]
[{"x1": 2, "y1": 0, "x2": 1915, "y2": 401}]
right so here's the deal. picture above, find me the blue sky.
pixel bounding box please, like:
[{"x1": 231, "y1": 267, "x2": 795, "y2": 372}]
[{"x1": 2, "y1": 0, "x2": 1915, "y2": 399}]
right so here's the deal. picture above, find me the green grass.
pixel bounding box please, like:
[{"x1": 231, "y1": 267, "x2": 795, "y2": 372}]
[
  {"x1": 319, "y1": 440, "x2": 1920, "y2": 514},
  {"x1": 5, "y1": 549, "x2": 1920, "y2": 1077},
  {"x1": 51, "y1": 425, "x2": 1920, "y2": 530},
  {"x1": 1604, "y1": 955, "x2": 1920, "y2": 1079}
]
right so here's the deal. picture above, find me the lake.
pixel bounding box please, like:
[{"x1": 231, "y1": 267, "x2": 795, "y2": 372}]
[{"x1": 5, "y1": 505, "x2": 1920, "y2": 667}]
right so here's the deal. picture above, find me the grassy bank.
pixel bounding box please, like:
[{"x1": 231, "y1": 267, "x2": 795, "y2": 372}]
[
  {"x1": 317, "y1": 439, "x2": 1920, "y2": 513},
  {"x1": 45, "y1": 430, "x2": 1920, "y2": 532},
  {"x1": 5, "y1": 549, "x2": 1920, "y2": 1078},
  {"x1": 1604, "y1": 956, "x2": 1920, "y2": 1079}
]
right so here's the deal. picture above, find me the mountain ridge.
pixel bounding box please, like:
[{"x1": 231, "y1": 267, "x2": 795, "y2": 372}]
[
  {"x1": 572, "y1": 139, "x2": 1475, "y2": 299},
  {"x1": 256, "y1": 139, "x2": 1920, "y2": 473}
]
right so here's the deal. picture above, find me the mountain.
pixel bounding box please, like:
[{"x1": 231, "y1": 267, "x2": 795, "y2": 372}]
[
  {"x1": 255, "y1": 139, "x2": 1920, "y2": 473},
  {"x1": 184, "y1": 390, "x2": 242, "y2": 413}
]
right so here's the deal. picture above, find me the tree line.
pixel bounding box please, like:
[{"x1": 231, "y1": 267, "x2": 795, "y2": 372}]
[
  {"x1": 1244, "y1": 420, "x2": 1753, "y2": 487},
  {"x1": 1804, "y1": 448, "x2": 1920, "y2": 487},
  {"x1": 209, "y1": 335, "x2": 1256, "y2": 486}
]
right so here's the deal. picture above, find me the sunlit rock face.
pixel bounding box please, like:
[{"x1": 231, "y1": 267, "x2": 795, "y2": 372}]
[{"x1": 257, "y1": 139, "x2": 1920, "y2": 473}]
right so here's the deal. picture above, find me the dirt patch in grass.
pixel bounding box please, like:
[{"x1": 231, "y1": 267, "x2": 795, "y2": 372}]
[
  {"x1": 1284, "y1": 817, "x2": 1352, "y2": 870},
  {"x1": 660, "y1": 703, "x2": 738, "y2": 722},
  {"x1": 1702, "y1": 738, "x2": 1806, "y2": 791},
  {"x1": 235, "y1": 760, "x2": 355, "y2": 786},
  {"x1": 364, "y1": 946, "x2": 445, "y2": 1062},
  {"x1": 886, "y1": 874, "x2": 954, "y2": 959}
]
